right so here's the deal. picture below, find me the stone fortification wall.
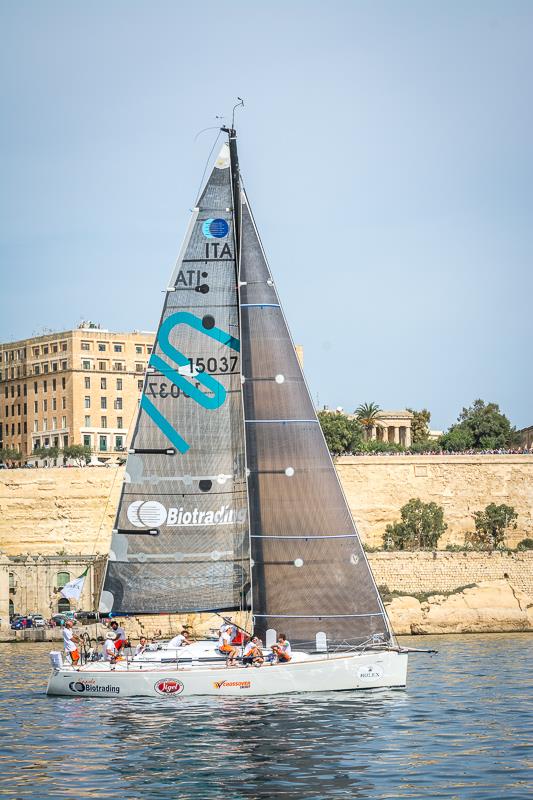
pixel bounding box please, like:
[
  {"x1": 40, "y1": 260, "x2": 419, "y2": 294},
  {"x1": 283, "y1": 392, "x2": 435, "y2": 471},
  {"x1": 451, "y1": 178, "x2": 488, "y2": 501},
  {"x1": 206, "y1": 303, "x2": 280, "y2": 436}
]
[
  {"x1": 336, "y1": 454, "x2": 533, "y2": 548},
  {"x1": 369, "y1": 551, "x2": 533, "y2": 596},
  {"x1": 1, "y1": 456, "x2": 532, "y2": 556}
]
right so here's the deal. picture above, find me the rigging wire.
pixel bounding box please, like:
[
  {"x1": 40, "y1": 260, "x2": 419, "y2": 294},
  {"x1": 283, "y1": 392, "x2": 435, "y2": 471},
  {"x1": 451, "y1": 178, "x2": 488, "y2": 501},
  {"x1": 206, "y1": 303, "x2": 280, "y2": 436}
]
[{"x1": 194, "y1": 128, "x2": 222, "y2": 204}]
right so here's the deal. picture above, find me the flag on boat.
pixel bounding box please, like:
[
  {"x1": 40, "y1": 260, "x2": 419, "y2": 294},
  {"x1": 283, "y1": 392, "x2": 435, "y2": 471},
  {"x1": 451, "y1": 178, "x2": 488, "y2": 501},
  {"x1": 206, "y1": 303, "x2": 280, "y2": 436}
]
[{"x1": 60, "y1": 568, "x2": 89, "y2": 601}]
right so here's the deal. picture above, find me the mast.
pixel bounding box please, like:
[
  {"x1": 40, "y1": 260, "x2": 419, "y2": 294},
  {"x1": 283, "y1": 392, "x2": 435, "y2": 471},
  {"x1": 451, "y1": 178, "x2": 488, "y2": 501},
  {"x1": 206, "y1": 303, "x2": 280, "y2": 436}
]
[{"x1": 222, "y1": 125, "x2": 241, "y2": 268}]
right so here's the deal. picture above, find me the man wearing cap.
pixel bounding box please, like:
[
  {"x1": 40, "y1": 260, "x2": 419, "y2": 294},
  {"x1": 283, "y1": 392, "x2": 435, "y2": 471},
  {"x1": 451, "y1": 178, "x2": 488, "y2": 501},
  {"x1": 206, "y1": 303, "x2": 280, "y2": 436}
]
[{"x1": 102, "y1": 631, "x2": 118, "y2": 663}]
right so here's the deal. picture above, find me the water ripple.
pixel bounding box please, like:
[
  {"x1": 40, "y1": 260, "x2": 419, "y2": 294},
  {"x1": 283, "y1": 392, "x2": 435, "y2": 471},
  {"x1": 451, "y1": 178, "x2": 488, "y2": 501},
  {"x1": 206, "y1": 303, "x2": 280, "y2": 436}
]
[{"x1": 0, "y1": 633, "x2": 531, "y2": 798}]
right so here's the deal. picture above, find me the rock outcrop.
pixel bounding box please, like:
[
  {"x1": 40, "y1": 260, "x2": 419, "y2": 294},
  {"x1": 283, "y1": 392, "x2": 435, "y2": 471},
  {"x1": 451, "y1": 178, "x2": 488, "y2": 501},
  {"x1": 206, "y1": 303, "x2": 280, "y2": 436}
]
[{"x1": 387, "y1": 580, "x2": 533, "y2": 635}]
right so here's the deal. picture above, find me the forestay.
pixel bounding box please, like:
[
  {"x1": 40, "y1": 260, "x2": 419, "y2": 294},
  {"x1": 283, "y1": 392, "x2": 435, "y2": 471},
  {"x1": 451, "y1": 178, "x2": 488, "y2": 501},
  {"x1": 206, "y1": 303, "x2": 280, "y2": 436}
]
[{"x1": 100, "y1": 144, "x2": 249, "y2": 615}]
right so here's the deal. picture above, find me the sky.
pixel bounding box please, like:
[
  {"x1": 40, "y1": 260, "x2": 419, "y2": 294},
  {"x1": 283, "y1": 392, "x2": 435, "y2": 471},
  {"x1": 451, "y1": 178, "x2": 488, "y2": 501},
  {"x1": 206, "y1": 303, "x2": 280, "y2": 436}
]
[{"x1": 1, "y1": 1, "x2": 532, "y2": 431}]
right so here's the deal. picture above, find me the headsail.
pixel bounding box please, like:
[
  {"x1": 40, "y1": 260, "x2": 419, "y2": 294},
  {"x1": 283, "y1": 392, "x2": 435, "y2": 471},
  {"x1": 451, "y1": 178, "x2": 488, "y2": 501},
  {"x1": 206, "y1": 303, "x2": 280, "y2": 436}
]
[
  {"x1": 238, "y1": 191, "x2": 393, "y2": 649},
  {"x1": 100, "y1": 143, "x2": 249, "y2": 615}
]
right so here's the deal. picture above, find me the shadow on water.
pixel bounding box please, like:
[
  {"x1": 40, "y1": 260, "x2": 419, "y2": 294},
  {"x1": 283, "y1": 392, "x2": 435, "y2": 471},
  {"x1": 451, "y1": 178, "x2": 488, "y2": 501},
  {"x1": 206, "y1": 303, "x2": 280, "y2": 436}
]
[{"x1": 0, "y1": 634, "x2": 532, "y2": 799}]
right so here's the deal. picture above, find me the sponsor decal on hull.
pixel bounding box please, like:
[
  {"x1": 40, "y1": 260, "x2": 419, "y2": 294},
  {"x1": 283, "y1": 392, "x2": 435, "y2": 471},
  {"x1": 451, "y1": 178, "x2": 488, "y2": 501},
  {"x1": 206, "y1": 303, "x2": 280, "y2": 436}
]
[
  {"x1": 154, "y1": 679, "x2": 184, "y2": 695},
  {"x1": 213, "y1": 680, "x2": 251, "y2": 690},
  {"x1": 68, "y1": 679, "x2": 120, "y2": 694},
  {"x1": 357, "y1": 665, "x2": 384, "y2": 680}
]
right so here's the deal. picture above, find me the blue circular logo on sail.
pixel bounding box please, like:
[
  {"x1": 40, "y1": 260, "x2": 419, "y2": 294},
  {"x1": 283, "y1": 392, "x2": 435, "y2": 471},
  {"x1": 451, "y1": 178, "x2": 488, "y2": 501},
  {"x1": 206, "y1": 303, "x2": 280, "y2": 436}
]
[{"x1": 202, "y1": 218, "x2": 229, "y2": 238}]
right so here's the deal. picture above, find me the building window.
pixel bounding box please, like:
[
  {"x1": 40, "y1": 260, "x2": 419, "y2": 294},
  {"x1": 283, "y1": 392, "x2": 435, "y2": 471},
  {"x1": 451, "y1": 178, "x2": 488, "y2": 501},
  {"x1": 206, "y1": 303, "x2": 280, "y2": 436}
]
[
  {"x1": 115, "y1": 435, "x2": 123, "y2": 450},
  {"x1": 114, "y1": 344, "x2": 123, "y2": 353},
  {"x1": 82, "y1": 360, "x2": 91, "y2": 370},
  {"x1": 56, "y1": 571, "x2": 70, "y2": 589},
  {"x1": 137, "y1": 380, "x2": 143, "y2": 391},
  {"x1": 61, "y1": 377, "x2": 66, "y2": 389},
  {"x1": 147, "y1": 346, "x2": 152, "y2": 354},
  {"x1": 43, "y1": 346, "x2": 49, "y2": 355},
  {"x1": 115, "y1": 398, "x2": 122, "y2": 410},
  {"x1": 84, "y1": 377, "x2": 91, "y2": 389},
  {"x1": 43, "y1": 363, "x2": 49, "y2": 373},
  {"x1": 61, "y1": 360, "x2": 67, "y2": 370},
  {"x1": 33, "y1": 347, "x2": 39, "y2": 357},
  {"x1": 52, "y1": 362, "x2": 58, "y2": 372},
  {"x1": 34, "y1": 401, "x2": 38, "y2": 413},
  {"x1": 61, "y1": 416, "x2": 66, "y2": 428},
  {"x1": 61, "y1": 342, "x2": 67, "y2": 352},
  {"x1": 43, "y1": 380, "x2": 47, "y2": 392},
  {"x1": 84, "y1": 415, "x2": 91, "y2": 426},
  {"x1": 52, "y1": 417, "x2": 57, "y2": 430},
  {"x1": 34, "y1": 438, "x2": 41, "y2": 449},
  {"x1": 33, "y1": 382, "x2": 37, "y2": 393},
  {"x1": 116, "y1": 378, "x2": 122, "y2": 390},
  {"x1": 52, "y1": 344, "x2": 58, "y2": 353},
  {"x1": 117, "y1": 417, "x2": 123, "y2": 429},
  {"x1": 23, "y1": 421, "x2": 27, "y2": 434},
  {"x1": 101, "y1": 397, "x2": 107, "y2": 409},
  {"x1": 99, "y1": 436, "x2": 107, "y2": 451},
  {"x1": 42, "y1": 419, "x2": 48, "y2": 431},
  {"x1": 101, "y1": 416, "x2": 107, "y2": 428},
  {"x1": 52, "y1": 378, "x2": 56, "y2": 391},
  {"x1": 33, "y1": 420, "x2": 38, "y2": 432},
  {"x1": 135, "y1": 345, "x2": 143, "y2": 354},
  {"x1": 63, "y1": 434, "x2": 68, "y2": 447},
  {"x1": 135, "y1": 363, "x2": 143, "y2": 372},
  {"x1": 43, "y1": 399, "x2": 47, "y2": 412},
  {"x1": 9, "y1": 572, "x2": 15, "y2": 590},
  {"x1": 100, "y1": 377, "x2": 107, "y2": 389},
  {"x1": 34, "y1": 365, "x2": 40, "y2": 375},
  {"x1": 98, "y1": 361, "x2": 107, "y2": 371},
  {"x1": 83, "y1": 434, "x2": 91, "y2": 447},
  {"x1": 58, "y1": 598, "x2": 71, "y2": 613},
  {"x1": 84, "y1": 396, "x2": 90, "y2": 409},
  {"x1": 9, "y1": 600, "x2": 14, "y2": 617},
  {"x1": 81, "y1": 342, "x2": 90, "y2": 351},
  {"x1": 98, "y1": 342, "x2": 106, "y2": 352},
  {"x1": 62, "y1": 397, "x2": 66, "y2": 409},
  {"x1": 52, "y1": 398, "x2": 57, "y2": 411},
  {"x1": 113, "y1": 362, "x2": 124, "y2": 371}
]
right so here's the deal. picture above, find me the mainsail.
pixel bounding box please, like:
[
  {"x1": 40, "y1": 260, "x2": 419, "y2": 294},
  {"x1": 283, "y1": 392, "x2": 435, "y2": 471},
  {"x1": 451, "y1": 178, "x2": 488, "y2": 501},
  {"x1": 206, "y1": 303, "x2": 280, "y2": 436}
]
[
  {"x1": 100, "y1": 144, "x2": 249, "y2": 615},
  {"x1": 238, "y1": 192, "x2": 393, "y2": 649}
]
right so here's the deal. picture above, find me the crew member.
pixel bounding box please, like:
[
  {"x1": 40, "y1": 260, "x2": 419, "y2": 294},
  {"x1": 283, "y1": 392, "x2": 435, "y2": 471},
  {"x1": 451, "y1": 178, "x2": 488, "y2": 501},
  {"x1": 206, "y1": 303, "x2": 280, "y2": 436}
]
[
  {"x1": 272, "y1": 633, "x2": 292, "y2": 663},
  {"x1": 166, "y1": 629, "x2": 192, "y2": 649},
  {"x1": 63, "y1": 619, "x2": 80, "y2": 665},
  {"x1": 103, "y1": 631, "x2": 118, "y2": 663},
  {"x1": 134, "y1": 636, "x2": 148, "y2": 656},
  {"x1": 109, "y1": 620, "x2": 126, "y2": 651},
  {"x1": 243, "y1": 636, "x2": 264, "y2": 667},
  {"x1": 218, "y1": 626, "x2": 238, "y2": 667}
]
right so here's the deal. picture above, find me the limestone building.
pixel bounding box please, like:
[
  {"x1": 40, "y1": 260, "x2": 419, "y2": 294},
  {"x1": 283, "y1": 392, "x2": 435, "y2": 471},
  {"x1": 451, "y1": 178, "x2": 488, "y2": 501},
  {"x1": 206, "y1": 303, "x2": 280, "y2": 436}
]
[{"x1": 0, "y1": 324, "x2": 154, "y2": 460}]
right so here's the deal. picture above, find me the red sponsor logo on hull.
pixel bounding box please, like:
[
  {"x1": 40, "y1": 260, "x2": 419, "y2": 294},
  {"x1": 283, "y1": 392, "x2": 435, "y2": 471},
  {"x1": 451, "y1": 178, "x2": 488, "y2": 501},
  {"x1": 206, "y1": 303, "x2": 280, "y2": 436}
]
[{"x1": 155, "y1": 679, "x2": 184, "y2": 695}]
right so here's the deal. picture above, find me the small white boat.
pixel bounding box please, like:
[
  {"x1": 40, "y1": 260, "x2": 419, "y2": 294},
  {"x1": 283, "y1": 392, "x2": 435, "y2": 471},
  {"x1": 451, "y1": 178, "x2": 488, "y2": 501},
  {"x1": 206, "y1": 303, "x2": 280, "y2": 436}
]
[{"x1": 47, "y1": 117, "x2": 415, "y2": 698}]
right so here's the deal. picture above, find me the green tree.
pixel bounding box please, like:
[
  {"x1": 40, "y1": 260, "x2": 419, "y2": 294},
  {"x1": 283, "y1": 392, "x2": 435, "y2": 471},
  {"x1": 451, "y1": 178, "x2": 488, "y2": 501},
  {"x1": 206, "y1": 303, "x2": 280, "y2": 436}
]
[
  {"x1": 33, "y1": 446, "x2": 61, "y2": 461},
  {"x1": 0, "y1": 447, "x2": 22, "y2": 465},
  {"x1": 468, "y1": 503, "x2": 518, "y2": 549},
  {"x1": 63, "y1": 444, "x2": 92, "y2": 465},
  {"x1": 407, "y1": 408, "x2": 431, "y2": 444},
  {"x1": 355, "y1": 402, "x2": 382, "y2": 441},
  {"x1": 317, "y1": 411, "x2": 363, "y2": 455},
  {"x1": 443, "y1": 399, "x2": 518, "y2": 450},
  {"x1": 383, "y1": 498, "x2": 447, "y2": 550},
  {"x1": 439, "y1": 426, "x2": 474, "y2": 452}
]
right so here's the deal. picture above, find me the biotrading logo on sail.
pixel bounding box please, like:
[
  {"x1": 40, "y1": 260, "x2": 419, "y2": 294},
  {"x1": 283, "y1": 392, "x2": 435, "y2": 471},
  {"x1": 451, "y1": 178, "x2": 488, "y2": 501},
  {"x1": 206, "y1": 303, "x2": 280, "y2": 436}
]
[{"x1": 127, "y1": 500, "x2": 247, "y2": 528}]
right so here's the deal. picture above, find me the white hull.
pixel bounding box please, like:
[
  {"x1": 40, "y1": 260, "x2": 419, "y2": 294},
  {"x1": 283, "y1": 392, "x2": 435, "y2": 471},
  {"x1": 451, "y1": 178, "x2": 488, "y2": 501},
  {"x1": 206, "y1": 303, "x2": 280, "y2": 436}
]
[{"x1": 46, "y1": 649, "x2": 408, "y2": 697}]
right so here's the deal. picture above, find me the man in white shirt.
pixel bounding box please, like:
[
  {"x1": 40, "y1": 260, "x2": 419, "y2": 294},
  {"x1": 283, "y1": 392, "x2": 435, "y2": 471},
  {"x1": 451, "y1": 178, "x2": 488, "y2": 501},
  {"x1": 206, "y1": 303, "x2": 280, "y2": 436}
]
[
  {"x1": 272, "y1": 633, "x2": 292, "y2": 663},
  {"x1": 165, "y1": 629, "x2": 192, "y2": 649},
  {"x1": 243, "y1": 636, "x2": 264, "y2": 667},
  {"x1": 134, "y1": 636, "x2": 148, "y2": 656},
  {"x1": 62, "y1": 620, "x2": 80, "y2": 665},
  {"x1": 102, "y1": 632, "x2": 118, "y2": 663}
]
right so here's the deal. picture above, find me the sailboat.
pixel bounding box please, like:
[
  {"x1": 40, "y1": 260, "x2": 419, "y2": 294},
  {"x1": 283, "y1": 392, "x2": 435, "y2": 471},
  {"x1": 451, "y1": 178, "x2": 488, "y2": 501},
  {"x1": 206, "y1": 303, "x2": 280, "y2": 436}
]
[{"x1": 47, "y1": 123, "x2": 409, "y2": 697}]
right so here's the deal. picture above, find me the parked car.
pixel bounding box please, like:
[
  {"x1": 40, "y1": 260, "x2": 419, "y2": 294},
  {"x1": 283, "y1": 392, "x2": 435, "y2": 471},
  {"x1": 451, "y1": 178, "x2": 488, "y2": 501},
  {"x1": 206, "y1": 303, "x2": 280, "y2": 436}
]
[
  {"x1": 51, "y1": 612, "x2": 76, "y2": 626},
  {"x1": 30, "y1": 614, "x2": 46, "y2": 628},
  {"x1": 11, "y1": 616, "x2": 33, "y2": 630}
]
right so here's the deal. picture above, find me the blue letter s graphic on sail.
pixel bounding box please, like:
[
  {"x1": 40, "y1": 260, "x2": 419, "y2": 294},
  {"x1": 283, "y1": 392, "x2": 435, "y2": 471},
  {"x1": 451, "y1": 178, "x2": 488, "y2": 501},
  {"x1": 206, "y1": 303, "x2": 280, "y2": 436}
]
[{"x1": 141, "y1": 311, "x2": 240, "y2": 453}]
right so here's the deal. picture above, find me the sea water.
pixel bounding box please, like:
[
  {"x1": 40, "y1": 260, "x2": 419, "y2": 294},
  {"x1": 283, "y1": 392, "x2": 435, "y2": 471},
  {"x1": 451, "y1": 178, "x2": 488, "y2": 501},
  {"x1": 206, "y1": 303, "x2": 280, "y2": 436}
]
[{"x1": 0, "y1": 633, "x2": 531, "y2": 799}]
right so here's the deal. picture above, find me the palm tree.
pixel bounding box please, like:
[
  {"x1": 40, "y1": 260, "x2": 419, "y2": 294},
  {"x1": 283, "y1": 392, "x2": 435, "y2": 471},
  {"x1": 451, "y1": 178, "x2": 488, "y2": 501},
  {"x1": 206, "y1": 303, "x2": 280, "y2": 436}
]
[{"x1": 355, "y1": 402, "x2": 382, "y2": 441}]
